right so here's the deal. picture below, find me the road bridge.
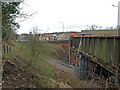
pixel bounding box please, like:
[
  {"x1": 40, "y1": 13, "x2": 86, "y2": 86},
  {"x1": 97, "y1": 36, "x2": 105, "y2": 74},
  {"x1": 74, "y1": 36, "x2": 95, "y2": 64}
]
[{"x1": 70, "y1": 35, "x2": 120, "y2": 81}]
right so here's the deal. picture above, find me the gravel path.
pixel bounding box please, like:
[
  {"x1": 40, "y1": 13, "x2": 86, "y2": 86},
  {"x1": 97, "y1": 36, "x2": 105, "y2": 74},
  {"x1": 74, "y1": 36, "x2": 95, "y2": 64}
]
[{"x1": 46, "y1": 57, "x2": 76, "y2": 77}]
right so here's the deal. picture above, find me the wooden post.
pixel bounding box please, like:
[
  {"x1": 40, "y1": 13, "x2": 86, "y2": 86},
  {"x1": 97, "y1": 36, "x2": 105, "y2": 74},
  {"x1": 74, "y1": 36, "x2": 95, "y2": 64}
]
[
  {"x1": 4, "y1": 45, "x2": 5, "y2": 53},
  {"x1": 69, "y1": 38, "x2": 71, "y2": 64},
  {"x1": 69, "y1": 44, "x2": 71, "y2": 64},
  {"x1": 9, "y1": 46, "x2": 11, "y2": 52},
  {"x1": 7, "y1": 46, "x2": 8, "y2": 53}
]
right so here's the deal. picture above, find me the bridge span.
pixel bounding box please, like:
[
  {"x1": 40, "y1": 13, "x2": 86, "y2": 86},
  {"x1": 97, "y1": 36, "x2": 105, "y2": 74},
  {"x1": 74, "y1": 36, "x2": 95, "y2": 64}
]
[
  {"x1": 51, "y1": 35, "x2": 120, "y2": 79},
  {"x1": 70, "y1": 35, "x2": 120, "y2": 80}
]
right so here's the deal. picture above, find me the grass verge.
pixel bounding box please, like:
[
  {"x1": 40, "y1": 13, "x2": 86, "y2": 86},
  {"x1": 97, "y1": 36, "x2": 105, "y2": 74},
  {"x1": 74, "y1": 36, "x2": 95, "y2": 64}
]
[{"x1": 2, "y1": 40, "x2": 83, "y2": 88}]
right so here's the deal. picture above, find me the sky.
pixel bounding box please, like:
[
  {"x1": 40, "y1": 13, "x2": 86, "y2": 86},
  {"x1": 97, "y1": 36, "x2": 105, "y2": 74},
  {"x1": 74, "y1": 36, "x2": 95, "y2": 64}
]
[{"x1": 17, "y1": 0, "x2": 120, "y2": 34}]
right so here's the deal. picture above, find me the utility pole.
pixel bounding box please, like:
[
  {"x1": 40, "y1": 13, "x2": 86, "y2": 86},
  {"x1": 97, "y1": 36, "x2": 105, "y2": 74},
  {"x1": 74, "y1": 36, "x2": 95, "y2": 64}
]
[
  {"x1": 59, "y1": 22, "x2": 64, "y2": 32},
  {"x1": 118, "y1": 1, "x2": 120, "y2": 36},
  {"x1": 112, "y1": 1, "x2": 120, "y2": 36}
]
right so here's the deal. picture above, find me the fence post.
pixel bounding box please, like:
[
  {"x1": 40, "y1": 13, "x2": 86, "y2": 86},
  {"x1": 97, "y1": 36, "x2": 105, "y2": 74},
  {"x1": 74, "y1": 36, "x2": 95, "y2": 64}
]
[
  {"x1": 7, "y1": 46, "x2": 8, "y2": 53},
  {"x1": 9, "y1": 46, "x2": 11, "y2": 52},
  {"x1": 4, "y1": 45, "x2": 5, "y2": 53}
]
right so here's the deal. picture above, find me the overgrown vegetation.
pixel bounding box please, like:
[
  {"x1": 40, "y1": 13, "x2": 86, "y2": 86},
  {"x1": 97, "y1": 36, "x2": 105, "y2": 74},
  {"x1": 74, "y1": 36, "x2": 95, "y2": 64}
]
[
  {"x1": 2, "y1": 39, "x2": 84, "y2": 88},
  {"x1": 2, "y1": 1, "x2": 21, "y2": 42},
  {"x1": 2, "y1": 40, "x2": 57, "y2": 87},
  {"x1": 19, "y1": 40, "x2": 56, "y2": 76},
  {"x1": 1, "y1": 1, "x2": 35, "y2": 43}
]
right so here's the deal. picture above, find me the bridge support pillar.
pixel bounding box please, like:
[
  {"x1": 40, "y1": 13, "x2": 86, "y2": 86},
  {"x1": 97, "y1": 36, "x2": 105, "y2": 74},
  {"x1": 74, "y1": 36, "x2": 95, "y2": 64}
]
[{"x1": 75, "y1": 53, "x2": 89, "y2": 80}]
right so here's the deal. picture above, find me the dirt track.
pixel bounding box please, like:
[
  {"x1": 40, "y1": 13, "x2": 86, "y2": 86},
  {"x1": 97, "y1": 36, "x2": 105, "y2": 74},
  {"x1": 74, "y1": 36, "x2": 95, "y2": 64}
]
[{"x1": 46, "y1": 57, "x2": 76, "y2": 77}]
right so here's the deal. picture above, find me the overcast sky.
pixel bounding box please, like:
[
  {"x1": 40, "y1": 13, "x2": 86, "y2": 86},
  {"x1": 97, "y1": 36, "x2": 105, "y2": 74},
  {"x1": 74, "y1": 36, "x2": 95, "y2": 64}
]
[{"x1": 17, "y1": 0, "x2": 120, "y2": 34}]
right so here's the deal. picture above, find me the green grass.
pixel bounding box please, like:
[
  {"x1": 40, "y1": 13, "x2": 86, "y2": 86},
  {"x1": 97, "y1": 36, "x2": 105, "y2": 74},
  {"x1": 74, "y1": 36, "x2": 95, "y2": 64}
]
[
  {"x1": 15, "y1": 41, "x2": 57, "y2": 77},
  {"x1": 3, "y1": 40, "x2": 84, "y2": 88},
  {"x1": 3, "y1": 40, "x2": 57, "y2": 78},
  {"x1": 2, "y1": 40, "x2": 58, "y2": 87},
  {"x1": 18, "y1": 41, "x2": 56, "y2": 59}
]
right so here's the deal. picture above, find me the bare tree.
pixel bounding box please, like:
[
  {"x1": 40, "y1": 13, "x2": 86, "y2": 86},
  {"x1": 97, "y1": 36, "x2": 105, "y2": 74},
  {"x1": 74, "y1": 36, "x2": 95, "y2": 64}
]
[
  {"x1": 27, "y1": 26, "x2": 41, "y2": 66},
  {"x1": 87, "y1": 24, "x2": 102, "y2": 30}
]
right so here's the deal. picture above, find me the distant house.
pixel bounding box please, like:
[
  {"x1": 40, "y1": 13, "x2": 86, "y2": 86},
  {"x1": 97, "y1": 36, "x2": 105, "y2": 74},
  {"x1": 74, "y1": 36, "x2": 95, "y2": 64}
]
[
  {"x1": 39, "y1": 32, "x2": 81, "y2": 41},
  {"x1": 69, "y1": 32, "x2": 80, "y2": 37},
  {"x1": 58, "y1": 34, "x2": 69, "y2": 40},
  {"x1": 39, "y1": 33, "x2": 56, "y2": 41},
  {"x1": 17, "y1": 34, "x2": 30, "y2": 41},
  {"x1": 56, "y1": 32, "x2": 80, "y2": 40},
  {"x1": 40, "y1": 32, "x2": 70, "y2": 41}
]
